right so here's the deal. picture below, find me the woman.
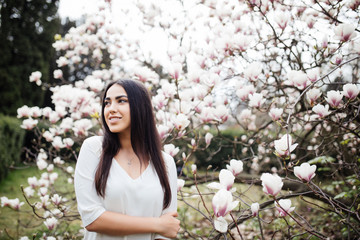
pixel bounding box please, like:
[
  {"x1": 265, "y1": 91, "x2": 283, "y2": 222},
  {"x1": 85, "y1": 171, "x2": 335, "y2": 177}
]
[{"x1": 74, "y1": 79, "x2": 180, "y2": 240}]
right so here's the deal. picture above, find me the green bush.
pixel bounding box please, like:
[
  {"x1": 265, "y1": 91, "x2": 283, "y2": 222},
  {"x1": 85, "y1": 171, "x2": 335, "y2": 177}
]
[
  {"x1": 0, "y1": 114, "x2": 25, "y2": 180},
  {"x1": 193, "y1": 128, "x2": 244, "y2": 170}
]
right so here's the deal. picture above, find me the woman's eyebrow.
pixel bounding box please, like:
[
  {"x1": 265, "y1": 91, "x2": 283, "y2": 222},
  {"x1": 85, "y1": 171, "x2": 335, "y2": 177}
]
[{"x1": 104, "y1": 95, "x2": 128, "y2": 101}]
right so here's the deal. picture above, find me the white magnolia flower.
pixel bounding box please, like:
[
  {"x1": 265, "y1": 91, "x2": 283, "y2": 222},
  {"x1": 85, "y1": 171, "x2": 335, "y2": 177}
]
[
  {"x1": 251, "y1": 202, "x2": 260, "y2": 216},
  {"x1": 275, "y1": 199, "x2": 295, "y2": 217},
  {"x1": 29, "y1": 71, "x2": 42, "y2": 86},
  {"x1": 261, "y1": 173, "x2": 283, "y2": 197},
  {"x1": 269, "y1": 108, "x2": 283, "y2": 121},
  {"x1": 343, "y1": 83, "x2": 359, "y2": 100},
  {"x1": 51, "y1": 194, "x2": 62, "y2": 205},
  {"x1": 44, "y1": 217, "x2": 58, "y2": 230},
  {"x1": 312, "y1": 104, "x2": 331, "y2": 118},
  {"x1": 248, "y1": 93, "x2": 265, "y2": 108},
  {"x1": 306, "y1": 88, "x2": 322, "y2": 106},
  {"x1": 177, "y1": 179, "x2": 185, "y2": 192},
  {"x1": 212, "y1": 189, "x2": 239, "y2": 217},
  {"x1": 325, "y1": 90, "x2": 343, "y2": 108},
  {"x1": 226, "y1": 159, "x2": 243, "y2": 176},
  {"x1": 205, "y1": 132, "x2": 213, "y2": 147},
  {"x1": 274, "y1": 11, "x2": 290, "y2": 30},
  {"x1": 191, "y1": 164, "x2": 197, "y2": 174},
  {"x1": 294, "y1": 163, "x2": 317, "y2": 182},
  {"x1": 334, "y1": 23, "x2": 357, "y2": 42},
  {"x1": 53, "y1": 69, "x2": 63, "y2": 79},
  {"x1": 244, "y1": 62, "x2": 262, "y2": 81},
  {"x1": 274, "y1": 134, "x2": 298, "y2": 158},
  {"x1": 17, "y1": 105, "x2": 31, "y2": 118},
  {"x1": 173, "y1": 114, "x2": 190, "y2": 131},
  {"x1": 20, "y1": 118, "x2": 38, "y2": 130},
  {"x1": 163, "y1": 144, "x2": 179, "y2": 157},
  {"x1": 214, "y1": 216, "x2": 228, "y2": 233}
]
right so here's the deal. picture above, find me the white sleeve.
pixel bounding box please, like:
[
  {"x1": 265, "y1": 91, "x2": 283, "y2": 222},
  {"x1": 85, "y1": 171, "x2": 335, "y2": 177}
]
[
  {"x1": 74, "y1": 137, "x2": 106, "y2": 227},
  {"x1": 154, "y1": 153, "x2": 178, "y2": 240}
]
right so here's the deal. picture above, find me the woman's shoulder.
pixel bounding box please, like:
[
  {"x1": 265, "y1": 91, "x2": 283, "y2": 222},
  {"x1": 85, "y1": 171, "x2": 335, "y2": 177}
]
[
  {"x1": 81, "y1": 135, "x2": 103, "y2": 154},
  {"x1": 83, "y1": 135, "x2": 103, "y2": 146}
]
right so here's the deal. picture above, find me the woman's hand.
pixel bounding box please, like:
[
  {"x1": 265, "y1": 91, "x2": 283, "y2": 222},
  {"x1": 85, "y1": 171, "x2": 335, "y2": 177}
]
[{"x1": 157, "y1": 211, "x2": 180, "y2": 238}]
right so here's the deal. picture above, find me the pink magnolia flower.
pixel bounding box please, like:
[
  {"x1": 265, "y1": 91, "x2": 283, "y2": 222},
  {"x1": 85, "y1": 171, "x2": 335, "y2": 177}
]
[
  {"x1": 51, "y1": 194, "x2": 62, "y2": 205},
  {"x1": 157, "y1": 125, "x2": 170, "y2": 140},
  {"x1": 53, "y1": 69, "x2": 63, "y2": 79},
  {"x1": 274, "y1": 11, "x2": 290, "y2": 30},
  {"x1": 274, "y1": 134, "x2": 298, "y2": 158},
  {"x1": 30, "y1": 106, "x2": 42, "y2": 118},
  {"x1": 8, "y1": 198, "x2": 25, "y2": 210},
  {"x1": 72, "y1": 119, "x2": 93, "y2": 137},
  {"x1": 343, "y1": 83, "x2": 359, "y2": 100},
  {"x1": 219, "y1": 169, "x2": 235, "y2": 190},
  {"x1": 275, "y1": 199, "x2": 295, "y2": 217},
  {"x1": 312, "y1": 104, "x2": 331, "y2": 118},
  {"x1": 213, "y1": 105, "x2": 229, "y2": 123},
  {"x1": 249, "y1": 93, "x2": 265, "y2": 108},
  {"x1": 27, "y1": 176, "x2": 39, "y2": 188},
  {"x1": 20, "y1": 118, "x2": 38, "y2": 130},
  {"x1": 325, "y1": 90, "x2": 343, "y2": 108},
  {"x1": 29, "y1": 71, "x2": 42, "y2": 86},
  {"x1": 49, "y1": 111, "x2": 60, "y2": 124},
  {"x1": 56, "y1": 56, "x2": 68, "y2": 67},
  {"x1": 294, "y1": 163, "x2": 316, "y2": 182},
  {"x1": 334, "y1": 24, "x2": 357, "y2": 42},
  {"x1": 261, "y1": 173, "x2": 283, "y2": 196},
  {"x1": 236, "y1": 85, "x2": 256, "y2": 101},
  {"x1": 44, "y1": 217, "x2": 58, "y2": 230},
  {"x1": 63, "y1": 138, "x2": 74, "y2": 148},
  {"x1": 307, "y1": 68, "x2": 320, "y2": 82},
  {"x1": 269, "y1": 108, "x2": 283, "y2": 121},
  {"x1": 212, "y1": 189, "x2": 239, "y2": 218},
  {"x1": 306, "y1": 88, "x2": 322, "y2": 106},
  {"x1": 207, "y1": 169, "x2": 235, "y2": 191},
  {"x1": 163, "y1": 144, "x2": 179, "y2": 157},
  {"x1": 288, "y1": 70, "x2": 309, "y2": 90},
  {"x1": 153, "y1": 94, "x2": 168, "y2": 110},
  {"x1": 1, "y1": 197, "x2": 10, "y2": 207},
  {"x1": 17, "y1": 105, "x2": 31, "y2": 118},
  {"x1": 251, "y1": 202, "x2": 260, "y2": 217},
  {"x1": 173, "y1": 114, "x2": 190, "y2": 131},
  {"x1": 168, "y1": 62, "x2": 182, "y2": 80},
  {"x1": 52, "y1": 136, "x2": 65, "y2": 150},
  {"x1": 226, "y1": 159, "x2": 243, "y2": 176}
]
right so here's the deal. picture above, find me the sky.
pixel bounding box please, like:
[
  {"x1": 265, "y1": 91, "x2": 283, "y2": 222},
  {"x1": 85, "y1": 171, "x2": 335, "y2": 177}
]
[{"x1": 58, "y1": 0, "x2": 98, "y2": 20}]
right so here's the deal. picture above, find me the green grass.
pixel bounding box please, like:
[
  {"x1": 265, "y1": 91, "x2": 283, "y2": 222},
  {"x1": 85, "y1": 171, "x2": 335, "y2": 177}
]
[{"x1": 0, "y1": 165, "x2": 82, "y2": 239}]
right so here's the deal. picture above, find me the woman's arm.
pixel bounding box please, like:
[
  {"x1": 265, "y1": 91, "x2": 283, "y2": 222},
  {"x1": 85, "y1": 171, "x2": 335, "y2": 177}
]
[
  {"x1": 155, "y1": 153, "x2": 180, "y2": 240},
  {"x1": 86, "y1": 210, "x2": 180, "y2": 238}
]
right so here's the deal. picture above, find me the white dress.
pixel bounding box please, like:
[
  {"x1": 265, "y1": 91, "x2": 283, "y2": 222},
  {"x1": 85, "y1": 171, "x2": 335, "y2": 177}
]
[{"x1": 74, "y1": 136, "x2": 178, "y2": 240}]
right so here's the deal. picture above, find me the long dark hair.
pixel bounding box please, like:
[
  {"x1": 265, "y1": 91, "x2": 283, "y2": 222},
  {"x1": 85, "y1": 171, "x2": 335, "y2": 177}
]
[{"x1": 94, "y1": 79, "x2": 171, "y2": 209}]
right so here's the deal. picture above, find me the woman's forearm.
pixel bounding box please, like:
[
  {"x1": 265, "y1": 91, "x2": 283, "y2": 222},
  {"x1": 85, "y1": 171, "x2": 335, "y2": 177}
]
[
  {"x1": 85, "y1": 211, "x2": 179, "y2": 238},
  {"x1": 86, "y1": 211, "x2": 161, "y2": 235}
]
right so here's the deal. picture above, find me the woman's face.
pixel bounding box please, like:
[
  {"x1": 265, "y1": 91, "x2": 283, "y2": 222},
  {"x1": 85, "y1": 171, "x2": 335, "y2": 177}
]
[{"x1": 103, "y1": 84, "x2": 131, "y2": 134}]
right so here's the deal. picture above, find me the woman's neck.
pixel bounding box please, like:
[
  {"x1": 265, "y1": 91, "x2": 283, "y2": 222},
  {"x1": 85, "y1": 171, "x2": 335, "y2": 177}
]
[{"x1": 118, "y1": 131, "x2": 133, "y2": 152}]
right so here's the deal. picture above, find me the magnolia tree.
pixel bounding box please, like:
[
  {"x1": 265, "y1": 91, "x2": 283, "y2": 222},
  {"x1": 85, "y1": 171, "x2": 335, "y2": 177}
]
[{"x1": 2, "y1": 0, "x2": 360, "y2": 239}]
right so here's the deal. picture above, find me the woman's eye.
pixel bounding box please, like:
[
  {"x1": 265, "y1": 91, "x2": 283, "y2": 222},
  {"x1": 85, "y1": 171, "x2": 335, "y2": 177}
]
[
  {"x1": 104, "y1": 101, "x2": 110, "y2": 106},
  {"x1": 119, "y1": 99, "x2": 127, "y2": 103}
]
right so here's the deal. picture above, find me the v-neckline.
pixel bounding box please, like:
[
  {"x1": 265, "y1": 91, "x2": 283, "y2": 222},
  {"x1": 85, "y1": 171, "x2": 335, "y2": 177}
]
[{"x1": 112, "y1": 158, "x2": 150, "y2": 181}]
